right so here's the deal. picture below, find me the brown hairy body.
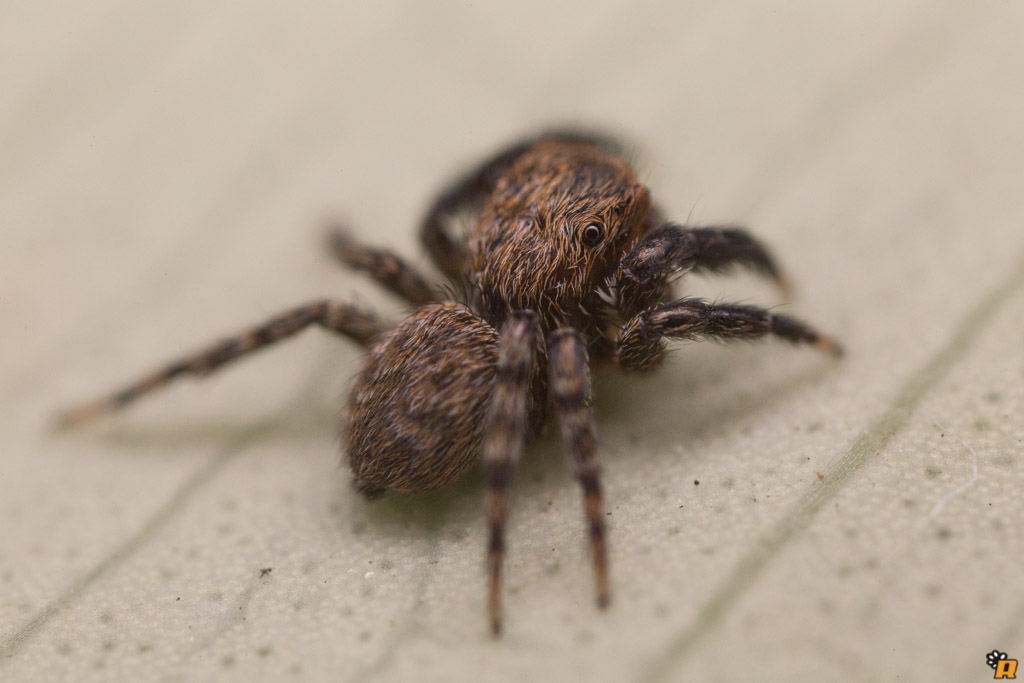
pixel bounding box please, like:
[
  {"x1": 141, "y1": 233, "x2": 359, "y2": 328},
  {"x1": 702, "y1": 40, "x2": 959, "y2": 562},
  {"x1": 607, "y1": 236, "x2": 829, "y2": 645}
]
[{"x1": 59, "y1": 131, "x2": 842, "y2": 635}]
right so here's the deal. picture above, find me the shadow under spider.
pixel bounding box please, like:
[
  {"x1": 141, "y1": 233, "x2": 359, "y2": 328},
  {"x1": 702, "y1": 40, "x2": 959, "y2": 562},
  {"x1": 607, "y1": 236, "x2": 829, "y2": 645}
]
[
  {"x1": 593, "y1": 346, "x2": 841, "y2": 462},
  {"x1": 65, "y1": 344, "x2": 838, "y2": 535},
  {"x1": 72, "y1": 406, "x2": 340, "y2": 452},
  {"x1": 346, "y1": 346, "x2": 838, "y2": 538},
  {"x1": 339, "y1": 430, "x2": 570, "y2": 537}
]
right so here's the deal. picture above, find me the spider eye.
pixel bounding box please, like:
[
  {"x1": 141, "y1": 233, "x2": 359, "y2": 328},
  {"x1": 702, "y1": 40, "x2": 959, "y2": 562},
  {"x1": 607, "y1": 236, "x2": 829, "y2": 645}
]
[{"x1": 581, "y1": 223, "x2": 604, "y2": 246}]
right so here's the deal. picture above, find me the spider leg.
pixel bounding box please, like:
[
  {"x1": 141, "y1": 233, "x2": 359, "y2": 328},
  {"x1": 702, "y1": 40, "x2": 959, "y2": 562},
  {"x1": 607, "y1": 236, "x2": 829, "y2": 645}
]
[
  {"x1": 327, "y1": 228, "x2": 437, "y2": 305},
  {"x1": 482, "y1": 310, "x2": 537, "y2": 635},
  {"x1": 618, "y1": 224, "x2": 792, "y2": 316},
  {"x1": 549, "y1": 329, "x2": 609, "y2": 608},
  {"x1": 616, "y1": 298, "x2": 843, "y2": 372},
  {"x1": 422, "y1": 130, "x2": 627, "y2": 282},
  {"x1": 57, "y1": 301, "x2": 388, "y2": 427}
]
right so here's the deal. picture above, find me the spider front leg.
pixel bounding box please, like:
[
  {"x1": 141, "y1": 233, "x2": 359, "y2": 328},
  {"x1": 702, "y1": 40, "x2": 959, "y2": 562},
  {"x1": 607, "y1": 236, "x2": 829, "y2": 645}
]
[
  {"x1": 549, "y1": 329, "x2": 609, "y2": 608},
  {"x1": 616, "y1": 298, "x2": 843, "y2": 372},
  {"x1": 327, "y1": 228, "x2": 438, "y2": 305},
  {"x1": 618, "y1": 224, "x2": 793, "y2": 316},
  {"x1": 57, "y1": 301, "x2": 388, "y2": 426},
  {"x1": 482, "y1": 311, "x2": 537, "y2": 635}
]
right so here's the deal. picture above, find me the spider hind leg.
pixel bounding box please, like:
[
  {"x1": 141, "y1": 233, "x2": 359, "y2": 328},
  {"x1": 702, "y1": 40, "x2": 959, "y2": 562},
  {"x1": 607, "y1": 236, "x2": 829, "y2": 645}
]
[
  {"x1": 327, "y1": 227, "x2": 438, "y2": 306},
  {"x1": 57, "y1": 301, "x2": 386, "y2": 427}
]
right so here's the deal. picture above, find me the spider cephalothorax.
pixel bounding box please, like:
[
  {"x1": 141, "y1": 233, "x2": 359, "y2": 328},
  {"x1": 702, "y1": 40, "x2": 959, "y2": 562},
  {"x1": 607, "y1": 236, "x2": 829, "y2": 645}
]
[
  {"x1": 59, "y1": 130, "x2": 841, "y2": 635},
  {"x1": 468, "y1": 138, "x2": 650, "y2": 327}
]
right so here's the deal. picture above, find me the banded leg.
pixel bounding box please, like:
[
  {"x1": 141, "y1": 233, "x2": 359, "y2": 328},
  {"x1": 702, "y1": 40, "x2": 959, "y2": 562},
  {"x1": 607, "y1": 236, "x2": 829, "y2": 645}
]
[
  {"x1": 617, "y1": 298, "x2": 843, "y2": 372},
  {"x1": 57, "y1": 301, "x2": 388, "y2": 427},
  {"x1": 618, "y1": 224, "x2": 791, "y2": 316},
  {"x1": 327, "y1": 228, "x2": 437, "y2": 305},
  {"x1": 549, "y1": 329, "x2": 609, "y2": 608},
  {"x1": 422, "y1": 130, "x2": 626, "y2": 282},
  {"x1": 482, "y1": 311, "x2": 537, "y2": 635}
]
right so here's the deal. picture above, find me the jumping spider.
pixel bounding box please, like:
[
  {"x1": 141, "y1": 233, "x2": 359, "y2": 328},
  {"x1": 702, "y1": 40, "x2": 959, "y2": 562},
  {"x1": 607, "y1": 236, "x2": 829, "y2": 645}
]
[{"x1": 59, "y1": 131, "x2": 842, "y2": 635}]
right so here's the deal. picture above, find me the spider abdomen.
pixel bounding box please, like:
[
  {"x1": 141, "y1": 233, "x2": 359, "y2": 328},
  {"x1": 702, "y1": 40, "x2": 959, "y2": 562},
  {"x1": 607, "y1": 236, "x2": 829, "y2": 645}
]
[{"x1": 345, "y1": 303, "x2": 499, "y2": 496}]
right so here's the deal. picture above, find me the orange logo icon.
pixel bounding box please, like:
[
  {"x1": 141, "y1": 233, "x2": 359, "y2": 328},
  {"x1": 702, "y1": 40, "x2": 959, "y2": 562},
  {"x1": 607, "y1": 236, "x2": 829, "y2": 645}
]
[{"x1": 988, "y1": 650, "x2": 1018, "y2": 679}]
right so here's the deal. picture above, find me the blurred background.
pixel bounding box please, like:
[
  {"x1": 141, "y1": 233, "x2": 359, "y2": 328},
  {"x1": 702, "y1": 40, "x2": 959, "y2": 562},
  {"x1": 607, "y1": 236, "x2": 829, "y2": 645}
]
[{"x1": 3, "y1": 2, "x2": 1023, "y2": 681}]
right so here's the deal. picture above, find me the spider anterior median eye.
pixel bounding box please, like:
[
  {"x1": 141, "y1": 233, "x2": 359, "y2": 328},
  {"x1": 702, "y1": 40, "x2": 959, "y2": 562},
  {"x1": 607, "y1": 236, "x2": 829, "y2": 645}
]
[{"x1": 582, "y1": 224, "x2": 604, "y2": 246}]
